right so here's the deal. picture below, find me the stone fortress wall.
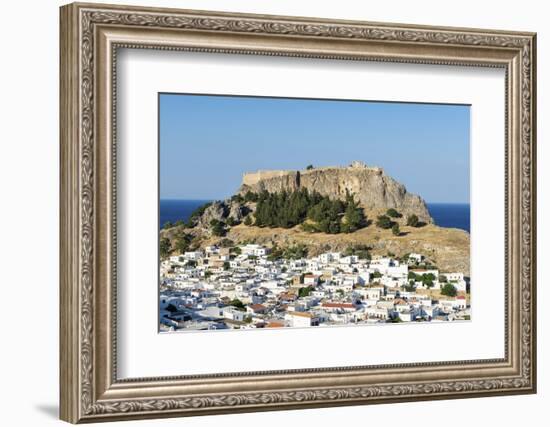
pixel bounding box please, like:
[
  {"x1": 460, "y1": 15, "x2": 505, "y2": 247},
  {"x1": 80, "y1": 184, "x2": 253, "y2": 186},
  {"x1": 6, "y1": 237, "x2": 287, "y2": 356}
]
[{"x1": 242, "y1": 161, "x2": 382, "y2": 187}]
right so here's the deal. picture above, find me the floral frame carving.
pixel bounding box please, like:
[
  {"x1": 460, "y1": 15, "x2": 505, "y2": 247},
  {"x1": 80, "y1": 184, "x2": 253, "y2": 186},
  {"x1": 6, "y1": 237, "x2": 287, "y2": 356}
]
[{"x1": 60, "y1": 2, "x2": 536, "y2": 423}]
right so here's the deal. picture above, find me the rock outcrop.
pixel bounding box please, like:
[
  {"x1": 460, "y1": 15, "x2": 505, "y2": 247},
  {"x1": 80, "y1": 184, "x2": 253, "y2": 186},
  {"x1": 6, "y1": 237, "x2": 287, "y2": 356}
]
[
  {"x1": 239, "y1": 161, "x2": 432, "y2": 223},
  {"x1": 195, "y1": 201, "x2": 226, "y2": 229}
]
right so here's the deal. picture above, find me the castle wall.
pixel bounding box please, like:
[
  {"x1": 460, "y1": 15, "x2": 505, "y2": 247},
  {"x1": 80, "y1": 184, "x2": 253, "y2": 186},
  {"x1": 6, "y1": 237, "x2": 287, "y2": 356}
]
[{"x1": 242, "y1": 170, "x2": 295, "y2": 187}]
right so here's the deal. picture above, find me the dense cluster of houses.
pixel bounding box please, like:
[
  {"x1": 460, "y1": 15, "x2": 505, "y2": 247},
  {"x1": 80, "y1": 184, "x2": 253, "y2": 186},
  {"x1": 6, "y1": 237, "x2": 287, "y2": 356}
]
[{"x1": 159, "y1": 244, "x2": 470, "y2": 332}]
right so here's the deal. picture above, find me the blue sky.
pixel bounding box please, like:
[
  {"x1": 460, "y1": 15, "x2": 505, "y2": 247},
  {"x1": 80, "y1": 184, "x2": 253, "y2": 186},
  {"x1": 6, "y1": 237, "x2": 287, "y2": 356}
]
[{"x1": 160, "y1": 94, "x2": 470, "y2": 203}]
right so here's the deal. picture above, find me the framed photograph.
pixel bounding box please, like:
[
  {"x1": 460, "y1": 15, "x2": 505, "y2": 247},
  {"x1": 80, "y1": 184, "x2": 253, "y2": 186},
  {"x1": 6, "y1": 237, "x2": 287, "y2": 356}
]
[{"x1": 60, "y1": 2, "x2": 537, "y2": 423}]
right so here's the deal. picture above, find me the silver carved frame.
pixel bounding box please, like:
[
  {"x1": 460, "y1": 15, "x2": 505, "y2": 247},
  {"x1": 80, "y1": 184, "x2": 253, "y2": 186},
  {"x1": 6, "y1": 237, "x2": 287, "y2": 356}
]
[{"x1": 59, "y1": 2, "x2": 537, "y2": 423}]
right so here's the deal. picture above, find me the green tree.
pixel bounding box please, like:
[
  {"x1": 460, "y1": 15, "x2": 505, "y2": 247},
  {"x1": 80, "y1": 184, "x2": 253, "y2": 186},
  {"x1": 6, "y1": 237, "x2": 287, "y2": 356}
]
[
  {"x1": 220, "y1": 238, "x2": 234, "y2": 248},
  {"x1": 172, "y1": 229, "x2": 193, "y2": 254},
  {"x1": 266, "y1": 245, "x2": 283, "y2": 261},
  {"x1": 159, "y1": 237, "x2": 171, "y2": 259},
  {"x1": 402, "y1": 281, "x2": 416, "y2": 292},
  {"x1": 391, "y1": 223, "x2": 401, "y2": 236},
  {"x1": 283, "y1": 244, "x2": 308, "y2": 260},
  {"x1": 423, "y1": 273, "x2": 436, "y2": 282},
  {"x1": 421, "y1": 273, "x2": 436, "y2": 289},
  {"x1": 245, "y1": 189, "x2": 370, "y2": 235},
  {"x1": 229, "y1": 298, "x2": 246, "y2": 311},
  {"x1": 243, "y1": 215, "x2": 253, "y2": 226},
  {"x1": 226, "y1": 217, "x2": 237, "y2": 227},
  {"x1": 376, "y1": 215, "x2": 394, "y2": 229},
  {"x1": 386, "y1": 208, "x2": 402, "y2": 218},
  {"x1": 223, "y1": 261, "x2": 230, "y2": 270},
  {"x1": 210, "y1": 219, "x2": 226, "y2": 237},
  {"x1": 306, "y1": 164, "x2": 314, "y2": 170},
  {"x1": 174, "y1": 219, "x2": 184, "y2": 227},
  {"x1": 165, "y1": 303, "x2": 178, "y2": 313},
  {"x1": 298, "y1": 286, "x2": 313, "y2": 298},
  {"x1": 341, "y1": 192, "x2": 366, "y2": 233},
  {"x1": 307, "y1": 195, "x2": 344, "y2": 233},
  {"x1": 163, "y1": 221, "x2": 173, "y2": 229},
  {"x1": 441, "y1": 283, "x2": 458, "y2": 297},
  {"x1": 406, "y1": 214, "x2": 419, "y2": 227},
  {"x1": 243, "y1": 191, "x2": 258, "y2": 202},
  {"x1": 344, "y1": 245, "x2": 371, "y2": 260},
  {"x1": 231, "y1": 194, "x2": 244, "y2": 203}
]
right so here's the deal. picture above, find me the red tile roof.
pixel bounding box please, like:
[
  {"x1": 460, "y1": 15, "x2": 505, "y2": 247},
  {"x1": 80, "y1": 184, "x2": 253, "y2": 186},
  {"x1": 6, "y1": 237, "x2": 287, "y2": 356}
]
[{"x1": 266, "y1": 321, "x2": 285, "y2": 328}]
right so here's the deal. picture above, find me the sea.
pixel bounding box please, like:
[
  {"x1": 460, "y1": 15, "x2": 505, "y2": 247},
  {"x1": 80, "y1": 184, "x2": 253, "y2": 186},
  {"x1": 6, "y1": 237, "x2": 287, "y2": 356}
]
[
  {"x1": 160, "y1": 199, "x2": 212, "y2": 228},
  {"x1": 426, "y1": 203, "x2": 470, "y2": 233},
  {"x1": 160, "y1": 199, "x2": 470, "y2": 233}
]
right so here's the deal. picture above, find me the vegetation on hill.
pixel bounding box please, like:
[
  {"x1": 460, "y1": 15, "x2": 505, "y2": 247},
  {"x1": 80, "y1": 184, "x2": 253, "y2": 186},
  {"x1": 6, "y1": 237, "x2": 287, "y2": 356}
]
[
  {"x1": 159, "y1": 237, "x2": 171, "y2": 259},
  {"x1": 267, "y1": 243, "x2": 309, "y2": 260},
  {"x1": 173, "y1": 230, "x2": 193, "y2": 253},
  {"x1": 173, "y1": 187, "x2": 426, "y2": 240},
  {"x1": 408, "y1": 271, "x2": 437, "y2": 288},
  {"x1": 298, "y1": 286, "x2": 314, "y2": 297},
  {"x1": 229, "y1": 298, "x2": 246, "y2": 311},
  {"x1": 249, "y1": 188, "x2": 366, "y2": 234},
  {"x1": 376, "y1": 214, "x2": 394, "y2": 229},
  {"x1": 375, "y1": 210, "x2": 405, "y2": 236},
  {"x1": 343, "y1": 245, "x2": 372, "y2": 260},
  {"x1": 209, "y1": 219, "x2": 226, "y2": 237},
  {"x1": 386, "y1": 208, "x2": 402, "y2": 218},
  {"x1": 406, "y1": 214, "x2": 419, "y2": 227},
  {"x1": 391, "y1": 223, "x2": 401, "y2": 236},
  {"x1": 441, "y1": 283, "x2": 458, "y2": 297}
]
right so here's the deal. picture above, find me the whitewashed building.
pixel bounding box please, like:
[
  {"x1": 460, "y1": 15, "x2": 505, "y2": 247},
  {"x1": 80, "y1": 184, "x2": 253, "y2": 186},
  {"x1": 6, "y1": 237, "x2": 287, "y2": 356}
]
[
  {"x1": 285, "y1": 311, "x2": 319, "y2": 327},
  {"x1": 241, "y1": 244, "x2": 270, "y2": 257}
]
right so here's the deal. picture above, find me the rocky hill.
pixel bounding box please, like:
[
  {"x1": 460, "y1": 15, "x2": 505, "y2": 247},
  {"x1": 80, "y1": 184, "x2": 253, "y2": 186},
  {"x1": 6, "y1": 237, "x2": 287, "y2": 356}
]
[
  {"x1": 239, "y1": 161, "x2": 432, "y2": 224},
  {"x1": 160, "y1": 161, "x2": 470, "y2": 274},
  {"x1": 224, "y1": 223, "x2": 470, "y2": 275},
  {"x1": 162, "y1": 221, "x2": 470, "y2": 275}
]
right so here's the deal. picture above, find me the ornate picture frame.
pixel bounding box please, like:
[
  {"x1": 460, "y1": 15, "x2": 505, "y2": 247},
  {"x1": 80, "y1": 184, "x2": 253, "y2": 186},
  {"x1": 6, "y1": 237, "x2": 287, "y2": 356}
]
[{"x1": 60, "y1": 2, "x2": 536, "y2": 423}]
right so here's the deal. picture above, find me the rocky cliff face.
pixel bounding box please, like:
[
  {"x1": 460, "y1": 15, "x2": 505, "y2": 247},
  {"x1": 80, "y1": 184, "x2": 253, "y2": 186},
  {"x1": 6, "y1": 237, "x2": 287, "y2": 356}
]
[
  {"x1": 239, "y1": 161, "x2": 433, "y2": 223},
  {"x1": 195, "y1": 200, "x2": 250, "y2": 230}
]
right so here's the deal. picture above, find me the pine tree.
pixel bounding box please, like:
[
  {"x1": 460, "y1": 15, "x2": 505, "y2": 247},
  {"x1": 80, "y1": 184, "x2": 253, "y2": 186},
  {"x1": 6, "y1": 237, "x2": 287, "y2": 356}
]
[
  {"x1": 391, "y1": 223, "x2": 401, "y2": 236},
  {"x1": 376, "y1": 215, "x2": 394, "y2": 229},
  {"x1": 159, "y1": 237, "x2": 171, "y2": 258},
  {"x1": 342, "y1": 192, "x2": 365, "y2": 233},
  {"x1": 406, "y1": 214, "x2": 419, "y2": 227}
]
